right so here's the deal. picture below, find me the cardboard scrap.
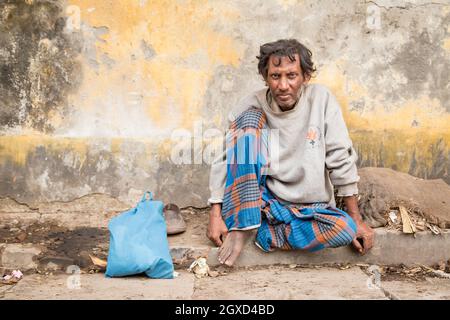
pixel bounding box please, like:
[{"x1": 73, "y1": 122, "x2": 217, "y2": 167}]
[
  {"x1": 89, "y1": 254, "x2": 107, "y2": 269},
  {"x1": 399, "y1": 206, "x2": 416, "y2": 234}
]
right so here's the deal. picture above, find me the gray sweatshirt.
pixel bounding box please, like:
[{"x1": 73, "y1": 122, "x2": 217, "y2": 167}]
[{"x1": 208, "y1": 83, "x2": 359, "y2": 208}]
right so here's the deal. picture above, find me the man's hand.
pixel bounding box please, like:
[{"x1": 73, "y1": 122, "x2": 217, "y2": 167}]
[
  {"x1": 207, "y1": 204, "x2": 228, "y2": 247},
  {"x1": 351, "y1": 219, "x2": 375, "y2": 255},
  {"x1": 343, "y1": 195, "x2": 375, "y2": 255}
]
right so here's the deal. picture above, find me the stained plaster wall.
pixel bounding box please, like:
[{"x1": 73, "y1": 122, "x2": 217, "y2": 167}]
[{"x1": 0, "y1": 0, "x2": 449, "y2": 210}]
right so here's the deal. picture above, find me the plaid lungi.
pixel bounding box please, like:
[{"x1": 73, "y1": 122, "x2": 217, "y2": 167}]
[{"x1": 222, "y1": 107, "x2": 357, "y2": 252}]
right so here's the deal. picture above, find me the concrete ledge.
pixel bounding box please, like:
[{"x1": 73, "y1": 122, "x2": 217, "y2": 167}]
[
  {"x1": 2, "y1": 229, "x2": 449, "y2": 272},
  {"x1": 0, "y1": 244, "x2": 42, "y2": 271},
  {"x1": 207, "y1": 229, "x2": 450, "y2": 267},
  {"x1": 170, "y1": 246, "x2": 210, "y2": 267}
]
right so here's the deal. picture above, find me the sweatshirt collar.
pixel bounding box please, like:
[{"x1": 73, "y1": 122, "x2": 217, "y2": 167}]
[{"x1": 258, "y1": 84, "x2": 306, "y2": 115}]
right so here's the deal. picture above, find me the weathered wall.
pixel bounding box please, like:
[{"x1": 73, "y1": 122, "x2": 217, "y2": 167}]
[{"x1": 0, "y1": 0, "x2": 449, "y2": 208}]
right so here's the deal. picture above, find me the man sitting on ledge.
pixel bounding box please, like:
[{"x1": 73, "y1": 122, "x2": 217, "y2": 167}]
[{"x1": 207, "y1": 39, "x2": 375, "y2": 266}]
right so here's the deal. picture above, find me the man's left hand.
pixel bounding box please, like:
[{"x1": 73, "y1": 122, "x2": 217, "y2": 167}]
[{"x1": 351, "y1": 219, "x2": 375, "y2": 255}]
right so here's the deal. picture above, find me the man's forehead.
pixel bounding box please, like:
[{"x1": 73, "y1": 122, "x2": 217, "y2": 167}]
[{"x1": 268, "y1": 54, "x2": 301, "y2": 70}]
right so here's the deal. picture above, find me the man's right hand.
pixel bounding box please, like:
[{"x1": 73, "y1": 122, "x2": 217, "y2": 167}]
[{"x1": 206, "y1": 203, "x2": 228, "y2": 247}]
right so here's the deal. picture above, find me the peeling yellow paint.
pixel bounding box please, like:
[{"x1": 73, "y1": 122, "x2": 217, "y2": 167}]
[
  {"x1": 276, "y1": 0, "x2": 301, "y2": 9},
  {"x1": 314, "y1": 61, "x2": 450, "y2": 132},
  {"x1": 312, "y1": 61, "x2": 450, "y2": 174},
  {"x1": 0, "y1": 135, "x2": 166, "y2": 167},
  {"x1": 3, "y1": 1, "x2": 447, "y2": 181},
  {"x1": 443, "y1": 38, "x2": 450, "y2": 52},
  {"x1": 67, "y1": 0, "x2": 244, "y2": 132},
  {"x1": 110, "y1": 138, "x2": 123, "y2": 155},
  {"x1": 0, "y1": 135, "x2": 88, "y2": 167}
]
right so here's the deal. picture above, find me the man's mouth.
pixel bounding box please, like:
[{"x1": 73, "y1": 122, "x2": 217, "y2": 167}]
[{"x1": 277, "y1": 94, "x2": 291, "y2": 100}]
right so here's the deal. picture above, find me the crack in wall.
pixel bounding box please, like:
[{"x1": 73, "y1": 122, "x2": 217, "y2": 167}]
[{"x1": 367, "y1": 0, "x2": 448, "y2": 10}]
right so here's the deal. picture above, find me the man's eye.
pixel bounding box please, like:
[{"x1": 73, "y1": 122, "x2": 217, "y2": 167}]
[
  {"x1": 288, "y1": 74, "x2": 297, "y2": 79},
  {"x1": 271, "y1": 74, "x2": 280, "y2": 79}
]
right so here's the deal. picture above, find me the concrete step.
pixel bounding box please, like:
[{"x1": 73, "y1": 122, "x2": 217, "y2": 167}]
[
  {"x1": 1, "y1": 229, "x2": 449, "y2": 273},
  {"x1": 207, "y1": 229, "x2": 450, "y2": 267}
]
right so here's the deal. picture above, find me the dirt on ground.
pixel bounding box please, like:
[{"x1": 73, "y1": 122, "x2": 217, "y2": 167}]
[
  {"x1": 0, "y1": 208, "x2": 211, "y2": 274},
  {"x1": 339, "y1": 167, "x2": 450, "y2": 228}
]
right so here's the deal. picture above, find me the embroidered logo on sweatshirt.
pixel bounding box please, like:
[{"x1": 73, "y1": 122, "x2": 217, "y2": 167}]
[{"x1": 306, "y1": 126, "x2": 321, "y2": 149}]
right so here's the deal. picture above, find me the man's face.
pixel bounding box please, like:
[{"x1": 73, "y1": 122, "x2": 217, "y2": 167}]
[{"x1": 266, "y1": 54, "x2": 307, "y2": 111}]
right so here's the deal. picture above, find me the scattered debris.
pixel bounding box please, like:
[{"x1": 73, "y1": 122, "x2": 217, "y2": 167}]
[
  {"x1": 213, "y1": 265, "x2": 229, "y2": 276},
  {"x1": 89, "y1": 254, "x2": 107, "y2": 270},
  {"x1": 188, "y1": 257, "x2": 210, "y2": 278},
  {"x1": 426, "y1": 223, "x2": 441, "y2": 235},
  {"x1": 16, "y1": 232, "x2": 27, "y2": 242},
  {"x1": 385, "y1": 205, "x2": 443, "y2": 236},
  {"x1": 1, "y1": 270, "x2": 23, "y2": 285},
  {"x1": 339, "y1": 265, "x2": 351, "y2": 270},
  {"x1": 388, "y1": 211, "x2": 399, "y2": 225},
  {"x1": 437, "y1": 261, "x2": 446, "y2": 272},
  {"x1": 12, "y1": 270, "x2": 23, "y2": 279},
  {"x1": 399, "y1": 206, "x2": 416, "y2": 234},
  {"x1": 370, "y1": 260, "x2": 450, "y2": 282},
  {"x1": 207, "y1": 270, "x2": 219, "y2": 278},
  {"x1": 430, "y1": 270, "x2": 450, "y2": 279},
  {"x1": 355, "y1": 167, "x2": 450, "y2": 229},
  {"x1": 173, "y1": 271, "x2": 179, "y2": 278},
  {"x1": 421, "y1": 264, "x2": 450, "y2": 279},
  {"x1": 356, "y1": 263, "x2": 370, "y2": 267}
]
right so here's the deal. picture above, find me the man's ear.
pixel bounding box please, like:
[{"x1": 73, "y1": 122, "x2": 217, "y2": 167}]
[{"x1": 304, "y1": 73, "x2": 311, "y2": 83}]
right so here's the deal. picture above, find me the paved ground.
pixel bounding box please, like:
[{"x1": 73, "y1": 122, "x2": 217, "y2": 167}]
[
  {"x1": 1, "y1": 207, "x2": 449, "y2": 300},
  {"x1": 1, "y1": 265, "x2": 449, "y2": 300}
]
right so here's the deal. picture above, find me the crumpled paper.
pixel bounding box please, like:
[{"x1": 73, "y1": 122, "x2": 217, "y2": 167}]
[{"x1": 188, "y1": 258, "x2": 210, "y2": 278}]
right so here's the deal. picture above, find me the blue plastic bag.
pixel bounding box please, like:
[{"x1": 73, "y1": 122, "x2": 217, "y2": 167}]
[{"x1": 105, "y1": 192, "x2": 174, "y2": 278}]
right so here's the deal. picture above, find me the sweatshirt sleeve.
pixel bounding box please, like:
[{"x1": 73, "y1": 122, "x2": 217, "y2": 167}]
[
  {"x1": 207, "y1": 93, "x2": 259, "y2": 205},
  {"x1": 208, "y1": 147, "x2": 227, "y2": 205},
  {"x1": 323, "y1": 89, "x2": 360, "y2": 196}
]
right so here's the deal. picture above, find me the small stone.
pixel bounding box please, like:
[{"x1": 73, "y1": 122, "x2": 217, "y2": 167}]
[
  {"x1": 16, "y1": 232, "x2": 27, "y2": 242},
  {"x1": 289, "y1": 264, "x2": 297, "y2": 269},
  {"x1": 45, "y1": 262, "x2": 60, "y2": 271},
  {"x1": 208, "y1": 270, "x2": 219, "y2": 278}
]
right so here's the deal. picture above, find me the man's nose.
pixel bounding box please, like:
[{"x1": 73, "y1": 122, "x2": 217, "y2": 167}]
[{"x1": 278, "y1": 77, "x2": 289, "y2": 90}]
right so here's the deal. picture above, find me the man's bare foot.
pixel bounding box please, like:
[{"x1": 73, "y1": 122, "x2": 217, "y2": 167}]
[{"x1": 217, "y1": 230, "x2": 253, "y2": 266}]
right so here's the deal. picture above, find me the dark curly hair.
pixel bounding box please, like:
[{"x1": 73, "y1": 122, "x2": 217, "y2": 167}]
[{"x1": 257, "y1": 39, "x2": 316, "y2": 80}]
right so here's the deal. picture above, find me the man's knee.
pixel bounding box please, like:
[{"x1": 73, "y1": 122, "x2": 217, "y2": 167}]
[
  {"x1": 325, "y1": 212, "x2": 357, "y2": 248},
  {"x1": 233, "y1": 107, "x2": 266, "y2": 130}
]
